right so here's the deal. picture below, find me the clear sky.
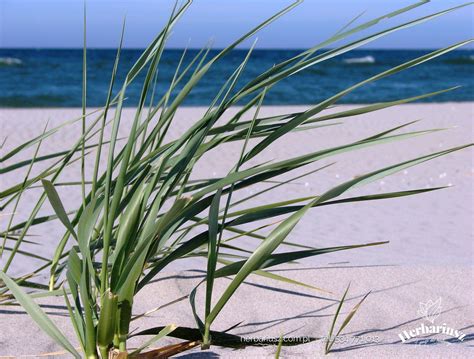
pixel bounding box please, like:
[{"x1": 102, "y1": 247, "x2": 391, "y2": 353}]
[{"x1": 0, "y1": 0, "x2": 472, "y2": 49}]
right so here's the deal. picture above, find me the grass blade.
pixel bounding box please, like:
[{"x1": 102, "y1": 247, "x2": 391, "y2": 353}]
[
  {"x1": 325, "y1": 285, "x2": 370, "y2": 354},
  {"x1": 0, "y1": 271, "x2": 81, "y2": 358},
  {"x1": 41, "y1": 180, "x2": 77, "y2": 240},
  {"x1": 130, "y1": 324, "x2": 177, "y2": 355}
]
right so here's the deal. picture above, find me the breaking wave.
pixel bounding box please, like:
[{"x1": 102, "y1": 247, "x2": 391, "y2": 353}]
[
  {"x1": 0, "y1": 57, "x2": 23, "y2": 66},
  {"x1": 343, "y1": 55, "x2": 375, "y2": 64}
]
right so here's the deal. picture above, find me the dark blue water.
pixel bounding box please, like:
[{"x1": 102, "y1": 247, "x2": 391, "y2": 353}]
[{"x1": 0, "y1": 49, "x2": 473, "y2": 107}]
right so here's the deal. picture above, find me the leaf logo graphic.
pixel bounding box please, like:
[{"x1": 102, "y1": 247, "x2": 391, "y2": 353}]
[{"x1": 418, "y1": 298, "x2": 442, "y2": 323}]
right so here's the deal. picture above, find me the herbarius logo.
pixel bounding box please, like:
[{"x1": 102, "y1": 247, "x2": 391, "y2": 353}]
[
  {"x1": 417, "y1": 297, "x2": 442, "y2": 323},
  {"x1": 397, "y1": 297, "x2": 466, "y2": 343}
]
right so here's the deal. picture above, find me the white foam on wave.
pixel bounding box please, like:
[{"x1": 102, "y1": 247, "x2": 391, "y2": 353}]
[
  {"x1": 343, "y1": 55, "x2": 375, "y2": 64},
  {"x1": 0, "y1": 57, "x2": 23, "y2": 65}
]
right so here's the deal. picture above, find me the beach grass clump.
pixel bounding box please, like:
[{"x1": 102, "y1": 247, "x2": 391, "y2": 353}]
[{"x1": 0, "y1": 0, "x2": 473, "y2": 357}]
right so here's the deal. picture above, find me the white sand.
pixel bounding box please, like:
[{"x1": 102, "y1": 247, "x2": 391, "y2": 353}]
[{"x1": 0, "y1": 104, "x2": 473, "y2": 357}]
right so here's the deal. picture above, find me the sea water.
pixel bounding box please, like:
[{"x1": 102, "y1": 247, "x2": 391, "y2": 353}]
[{"x1": 0, "y1": 49, "x2": 472, "y2": 107}]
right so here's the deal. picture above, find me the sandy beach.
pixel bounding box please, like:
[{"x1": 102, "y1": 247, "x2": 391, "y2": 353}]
[{"x1": 1, "y1": 103, "x2": 473, "y2": 357}]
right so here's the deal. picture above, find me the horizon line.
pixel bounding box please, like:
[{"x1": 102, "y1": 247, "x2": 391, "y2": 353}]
[{"x1": 1, "y1": 46, "x2": 473, "y2": 51}]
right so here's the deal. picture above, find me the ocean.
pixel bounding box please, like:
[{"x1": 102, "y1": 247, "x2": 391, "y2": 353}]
[{"x1": 0, "y1": 49, "x2": 473, "y2": 107}]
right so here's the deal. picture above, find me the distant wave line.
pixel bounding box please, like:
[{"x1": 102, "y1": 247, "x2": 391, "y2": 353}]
[
  {"x1": 343, "y1": 55, "x2": 375, "y2": 64},
  {"x1": 0, "y1": 57, "x2": 23, "y2": 65}
]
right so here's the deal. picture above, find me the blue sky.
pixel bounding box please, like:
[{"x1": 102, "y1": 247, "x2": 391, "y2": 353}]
[{"x1": 0, "y1": 0, "x2": 472, "y2": 49}]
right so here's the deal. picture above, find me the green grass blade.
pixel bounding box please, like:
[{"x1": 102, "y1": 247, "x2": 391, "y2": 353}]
[
  {"x1": 0, "y1": 271, "x2": 81, "y2": 357},
  {"x1": 214, "y1": 242, "x2": 387, "y2": 279},
  {"x1": 325, "y1": 287, "x2": 370, "y2": 354},
  {"x1": 41, "y1": 180, "x2": 77, "y2": 240},
  {"x1": 91, "y1": 18, "x2": 125, "y2": 198},
  {"x1": 243, "y1": 41, "x2": 472, "y2": 162},
  {"x1": 1, "y1": 122, "x2": 48, "y2": 258},
  {"x1": 130, "y1": 324, "x2": 177, "y2": 355},
  {"x1": 205, "y1": 189, "x2": 222, "y2": 319},
  {"x1": 275, "y1": 333, "x2": 283, "y2": 358},
  {"x1": 63, "y1": 287, "x2": 86, "y2": 353},
  {"x1": 218, "y1": 258, "x2": 331, "y2": 293},
  {"x1": 80, "y1": 1, "x2": 88, "y2": 210},
  {"x1": 325, "y1": 284, "x2": 350, "y2": 354}
]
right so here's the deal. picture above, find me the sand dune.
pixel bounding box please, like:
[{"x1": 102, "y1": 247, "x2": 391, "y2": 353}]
[{"x1": 0, "y1": 104, "x2": 473, "y2": 357}]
